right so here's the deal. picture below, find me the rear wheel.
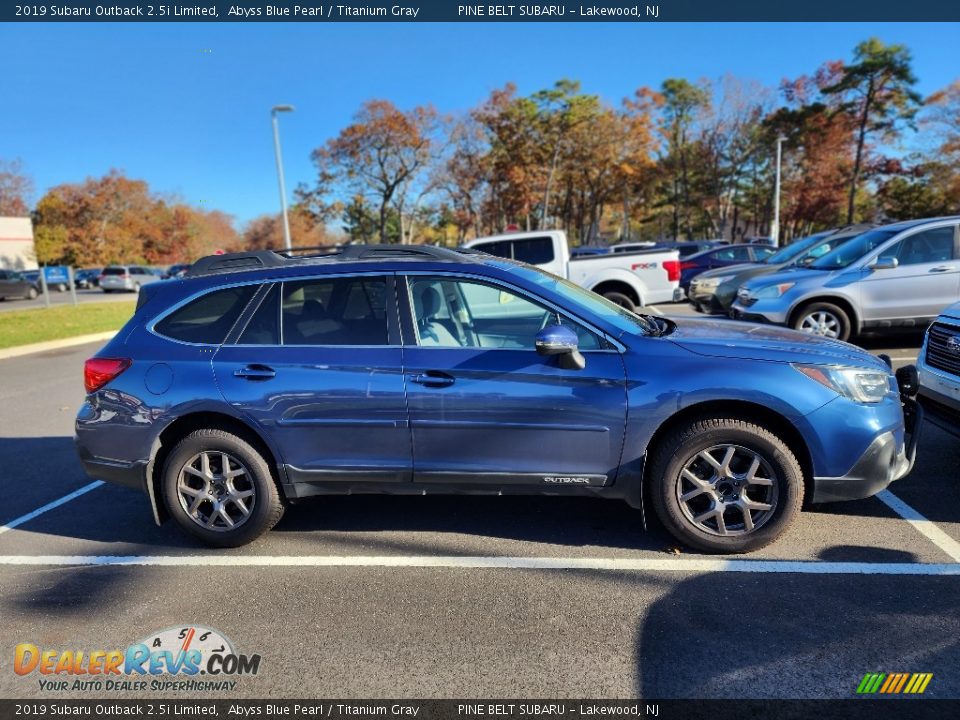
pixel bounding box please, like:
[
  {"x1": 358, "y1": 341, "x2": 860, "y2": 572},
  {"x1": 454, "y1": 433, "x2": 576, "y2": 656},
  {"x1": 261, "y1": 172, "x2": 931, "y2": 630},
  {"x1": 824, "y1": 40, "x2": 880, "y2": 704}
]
[
  {"x1": 648, "y1": 417, "x2": 804, "y2": 553},
  {"x1": 602, "y1": 291, "x2": 637, "y2": 313},
  {"x1": 792, "y1": 302, "x2": 852, "y2": 341},
  {"x1": 26, "y1": 287, "x2": 37, "y2": 300},
  {"x1": 162, "y1": 429, "x2": 284, "y2": 548}
]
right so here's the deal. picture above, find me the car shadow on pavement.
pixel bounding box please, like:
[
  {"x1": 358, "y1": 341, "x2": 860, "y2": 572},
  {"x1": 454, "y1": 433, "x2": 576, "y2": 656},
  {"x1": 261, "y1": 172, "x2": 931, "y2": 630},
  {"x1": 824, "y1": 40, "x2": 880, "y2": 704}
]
[
  {"x1": 634, "y1": 545, "x2": 960, "y2": 700},
  {"x1": 275, "y1": 494, "x2": 678, "y2": 553}
]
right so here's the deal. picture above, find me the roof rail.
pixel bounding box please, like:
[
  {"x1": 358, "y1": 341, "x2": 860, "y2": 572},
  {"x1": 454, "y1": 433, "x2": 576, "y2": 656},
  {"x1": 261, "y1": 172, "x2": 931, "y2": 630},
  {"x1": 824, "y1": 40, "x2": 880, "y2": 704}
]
[{"x1": 184, "y1": 243, "x2": 475, "y2": 278}]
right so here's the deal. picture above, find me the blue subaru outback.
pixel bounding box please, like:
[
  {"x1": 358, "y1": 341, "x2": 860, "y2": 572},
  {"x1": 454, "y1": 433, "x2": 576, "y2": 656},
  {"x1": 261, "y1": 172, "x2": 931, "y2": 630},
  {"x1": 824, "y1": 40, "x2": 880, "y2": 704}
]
[{"x1": 75, "y1": 245, "x2": 921, "y2": 553}]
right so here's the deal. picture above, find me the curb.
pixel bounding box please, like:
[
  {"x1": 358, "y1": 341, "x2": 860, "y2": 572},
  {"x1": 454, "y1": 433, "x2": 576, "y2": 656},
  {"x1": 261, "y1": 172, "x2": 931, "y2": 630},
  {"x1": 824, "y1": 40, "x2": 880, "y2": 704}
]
[{"x1": 0, "y1": 331, "x2": 117, "y2": 361}]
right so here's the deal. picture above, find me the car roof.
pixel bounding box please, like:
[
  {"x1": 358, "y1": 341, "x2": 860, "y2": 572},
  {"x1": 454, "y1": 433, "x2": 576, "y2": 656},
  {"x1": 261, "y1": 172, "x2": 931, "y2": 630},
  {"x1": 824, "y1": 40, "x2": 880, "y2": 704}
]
[{"x1": 877, "y1": 216, "x2": 960, "y2": 232}]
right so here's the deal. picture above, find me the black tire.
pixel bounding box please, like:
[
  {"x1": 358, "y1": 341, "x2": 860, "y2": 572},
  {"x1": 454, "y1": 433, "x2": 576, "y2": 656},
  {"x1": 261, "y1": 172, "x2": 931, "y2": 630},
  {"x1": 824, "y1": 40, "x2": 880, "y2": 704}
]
[
  {"x1": 26, "y1": 287, "x2": 37, "y2": 300},
  {"x1": 602, "y1": 291, "x2": 637, "y2": 312},
  {"x1": 648, "y1": 416, "x2": 804, "y2": 553},
  {"x1": 161, "y1": 428, "x2": 284, "y2": 548},
  {"x1": 103, "y1": 288, "x2": 113, "y2": 294},
  {"x1": 792, "y1": 301, "x2": 852, "y2": 342}
]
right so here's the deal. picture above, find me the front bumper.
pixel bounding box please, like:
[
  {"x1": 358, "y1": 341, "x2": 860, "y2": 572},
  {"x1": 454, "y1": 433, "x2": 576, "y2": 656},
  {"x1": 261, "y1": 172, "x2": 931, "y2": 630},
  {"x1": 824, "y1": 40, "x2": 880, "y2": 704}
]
[
  {"x1": 917, "y1": 384, "x2": 960, "y2": 439},
  {"x1": 810, "y1": 379, "x2": 922, "y2": 504}
]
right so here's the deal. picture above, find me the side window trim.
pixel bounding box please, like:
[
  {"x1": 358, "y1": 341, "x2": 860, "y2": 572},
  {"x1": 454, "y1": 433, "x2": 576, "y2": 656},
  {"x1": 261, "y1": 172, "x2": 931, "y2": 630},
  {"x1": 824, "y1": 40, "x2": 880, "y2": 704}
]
[
  {"x1": 398, "y1": 272, "x2": 621, "y2": 352},
  {"x1": 225, "y1": 283, "x2": 274, "y2": 345}
]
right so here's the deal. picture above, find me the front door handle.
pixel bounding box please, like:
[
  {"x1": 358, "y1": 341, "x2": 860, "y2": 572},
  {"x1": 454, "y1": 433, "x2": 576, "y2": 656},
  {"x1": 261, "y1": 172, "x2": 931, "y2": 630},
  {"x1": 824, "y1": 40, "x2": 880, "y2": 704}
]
[
  {"x1": 410, "y1": 371, "x2": 455, "y2": 388},
  {"x1": 234, "y1": 364, "x2": 276, "y2": 381},
  {"x1": 929, "y1": 266, "x2": 956, "y2": 273}
]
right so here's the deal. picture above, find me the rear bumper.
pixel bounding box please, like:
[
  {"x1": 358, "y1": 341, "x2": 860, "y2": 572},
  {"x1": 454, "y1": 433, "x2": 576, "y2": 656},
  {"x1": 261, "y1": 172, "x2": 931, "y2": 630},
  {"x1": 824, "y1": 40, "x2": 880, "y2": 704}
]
[{"x1": 75, "y1": 443, "x2": 147, "y2": 492}]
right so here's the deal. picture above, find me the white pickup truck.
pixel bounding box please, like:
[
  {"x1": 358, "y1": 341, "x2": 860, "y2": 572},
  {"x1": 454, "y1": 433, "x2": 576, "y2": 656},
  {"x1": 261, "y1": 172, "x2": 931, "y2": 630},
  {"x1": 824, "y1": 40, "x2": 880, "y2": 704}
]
[{"x1": 464, "y1": 230, "x2": 682, "y2": 310}]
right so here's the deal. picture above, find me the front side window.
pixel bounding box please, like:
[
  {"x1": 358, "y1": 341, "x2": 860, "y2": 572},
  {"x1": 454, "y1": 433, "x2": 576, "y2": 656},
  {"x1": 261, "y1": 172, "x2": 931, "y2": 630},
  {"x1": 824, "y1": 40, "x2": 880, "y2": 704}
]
[
  {"x1": 409, "y1": 276, "x2": 603, "y2": 350},
  {"x1": 155, "y1": 284, "x2": 258, "y2": 344},
  {"x1": 878, "y1": 227, "x2": 956, "y2": 266}
]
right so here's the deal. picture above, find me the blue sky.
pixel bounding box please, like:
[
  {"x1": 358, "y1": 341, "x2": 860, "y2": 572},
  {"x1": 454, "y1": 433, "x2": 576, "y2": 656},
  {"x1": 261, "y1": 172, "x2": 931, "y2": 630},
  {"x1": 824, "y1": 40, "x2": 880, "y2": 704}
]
[{"x1": 2, "y1": 22, "x2": 958, "y2": 226}]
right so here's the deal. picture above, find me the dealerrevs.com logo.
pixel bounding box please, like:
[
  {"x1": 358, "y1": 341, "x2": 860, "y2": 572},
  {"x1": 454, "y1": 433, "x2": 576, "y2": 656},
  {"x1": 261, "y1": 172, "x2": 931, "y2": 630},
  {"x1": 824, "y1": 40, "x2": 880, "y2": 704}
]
[{"x1": 14, "y1": 625, "x2": 261, "y2": 692}]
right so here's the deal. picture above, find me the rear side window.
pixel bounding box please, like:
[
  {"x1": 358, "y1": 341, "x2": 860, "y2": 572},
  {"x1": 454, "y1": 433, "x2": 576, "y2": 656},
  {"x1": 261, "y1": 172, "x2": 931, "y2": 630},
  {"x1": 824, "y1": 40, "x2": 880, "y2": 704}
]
[
  {"x1": 102, "y1": 267, "x2": 126, "y2": 276},
  {"x1": 473, "y1": 237, "x2": 555, "y2": 265},
  {"x1": 274, "y1": 276, "x2": 389, "y2": 346},
  {"x1": 155, "y1": 285, "x2": 257, "y2": 344}
]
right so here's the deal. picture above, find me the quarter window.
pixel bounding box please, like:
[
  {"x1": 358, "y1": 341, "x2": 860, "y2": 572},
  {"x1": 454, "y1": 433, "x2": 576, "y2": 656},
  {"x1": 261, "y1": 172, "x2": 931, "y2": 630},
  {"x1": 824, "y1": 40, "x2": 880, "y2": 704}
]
[{"x1": 155, "y1": 285, "x2": 258, "y2": 344}]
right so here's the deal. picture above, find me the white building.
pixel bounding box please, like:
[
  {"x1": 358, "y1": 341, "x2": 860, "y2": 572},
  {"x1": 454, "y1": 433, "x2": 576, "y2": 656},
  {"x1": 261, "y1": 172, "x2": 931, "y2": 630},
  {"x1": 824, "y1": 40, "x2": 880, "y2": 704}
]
[{"x1": 0, "y1": 217, "x2": 37, "y2": 270}]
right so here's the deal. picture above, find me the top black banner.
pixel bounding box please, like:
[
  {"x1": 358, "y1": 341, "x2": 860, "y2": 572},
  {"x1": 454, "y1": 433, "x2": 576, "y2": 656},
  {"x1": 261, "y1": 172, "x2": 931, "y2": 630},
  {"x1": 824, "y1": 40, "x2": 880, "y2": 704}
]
[{"x1": 5, "y1": 1, "x2": 960, "y2": 22}]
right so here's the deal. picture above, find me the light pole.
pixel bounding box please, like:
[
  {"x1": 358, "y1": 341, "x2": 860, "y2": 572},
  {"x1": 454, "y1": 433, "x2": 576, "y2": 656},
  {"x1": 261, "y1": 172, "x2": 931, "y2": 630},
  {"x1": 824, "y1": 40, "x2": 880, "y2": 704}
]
[
  {"x1": 771, "y1": 135, "x2": 787, "y2": 247},
  {"x1": 271, "y1": 104, "x2": 295, "y2": 250}
]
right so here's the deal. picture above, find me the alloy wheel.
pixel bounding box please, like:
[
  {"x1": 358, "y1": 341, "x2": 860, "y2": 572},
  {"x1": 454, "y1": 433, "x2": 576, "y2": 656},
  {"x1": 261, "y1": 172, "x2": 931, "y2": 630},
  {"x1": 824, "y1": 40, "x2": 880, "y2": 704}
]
[
  {"x1": 799, "y1": 311, "x2": 840, "y2": 338},
  {"x1": 675, "y1": 443, "x2": 779, "y2": 536},
  {"x1": 176, "y1": 451, "x2": 256, "y2": 532}
]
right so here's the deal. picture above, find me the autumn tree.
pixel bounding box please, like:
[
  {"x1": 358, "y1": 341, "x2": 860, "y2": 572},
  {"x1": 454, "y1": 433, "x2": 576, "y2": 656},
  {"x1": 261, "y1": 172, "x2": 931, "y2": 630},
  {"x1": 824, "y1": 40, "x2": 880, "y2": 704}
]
[
  {"x1": 307, "y1": 100, "x2": 439, "y2": 244},
  {"x1": 658, "y1": 78, "x2": 710, "y2": 239},
  {"x1": 0, "y1": 159, "x2": 34, "y2": 216},
  {"x1": 242, "y1": 207, "x2": 334, "y2": 250},
  {"x1": 33, "y1": 170, "x2": 239, "y2": 265},
  {"x1": 823, "y1": 38, "x2": 922, "y2": 223}
]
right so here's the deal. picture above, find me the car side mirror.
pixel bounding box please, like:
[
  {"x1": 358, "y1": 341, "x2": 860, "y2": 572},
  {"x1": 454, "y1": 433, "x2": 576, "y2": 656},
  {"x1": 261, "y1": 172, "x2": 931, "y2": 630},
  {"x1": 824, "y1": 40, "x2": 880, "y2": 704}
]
[
  {"x1": 535, "y1": 324, "x2": 585, "y2": 370},
  {"x1": 870, "y1": 257, "x2": 899, "y2": 271}
]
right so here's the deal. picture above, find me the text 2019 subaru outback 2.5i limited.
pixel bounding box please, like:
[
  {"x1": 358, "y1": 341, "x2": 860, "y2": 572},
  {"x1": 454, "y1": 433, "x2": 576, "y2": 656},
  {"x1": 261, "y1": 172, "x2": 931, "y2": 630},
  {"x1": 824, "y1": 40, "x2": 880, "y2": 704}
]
[{"x1": 75, "y1": 245, "x2": 921, "y2": 553}]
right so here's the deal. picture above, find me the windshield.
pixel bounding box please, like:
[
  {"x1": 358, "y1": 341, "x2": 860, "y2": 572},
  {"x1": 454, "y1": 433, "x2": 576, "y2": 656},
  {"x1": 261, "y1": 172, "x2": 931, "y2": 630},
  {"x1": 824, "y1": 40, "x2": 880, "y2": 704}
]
[
  {"x1": 810, "y1": 228, "x2": 900, "y2": 270},
  {"x1": 763, "y1": 232, "x2": 831, "y2": 264},
  {"x1": 508, "y1": 263, "x2": 659, "y2": 337}
]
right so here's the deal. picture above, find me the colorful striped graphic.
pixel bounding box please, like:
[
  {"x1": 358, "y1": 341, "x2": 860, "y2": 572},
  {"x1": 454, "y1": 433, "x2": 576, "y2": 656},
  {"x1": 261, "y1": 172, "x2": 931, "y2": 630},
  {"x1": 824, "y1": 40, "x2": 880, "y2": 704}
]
[{"x1": 857, "y1": 672, "x2": 933, "y2": 694}]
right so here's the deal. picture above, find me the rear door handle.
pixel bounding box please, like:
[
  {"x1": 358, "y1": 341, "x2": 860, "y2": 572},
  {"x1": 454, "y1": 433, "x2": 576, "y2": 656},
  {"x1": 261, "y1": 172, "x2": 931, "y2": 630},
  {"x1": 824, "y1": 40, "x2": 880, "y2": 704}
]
[
  {"x1": 929, "y1": 266, "x2": 956, "y2": 273},
  {"x1": 410, "y1": 371, "x2": 455, "y2": 388},
  {"x1": 234, "y1": 364, "x2": 276, "y2": 381}
]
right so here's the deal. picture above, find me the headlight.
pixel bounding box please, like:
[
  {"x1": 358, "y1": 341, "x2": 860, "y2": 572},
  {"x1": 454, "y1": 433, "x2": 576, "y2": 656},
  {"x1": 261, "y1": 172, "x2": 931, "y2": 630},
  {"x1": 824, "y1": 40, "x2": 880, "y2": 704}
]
[
  {"x1": 793, "y1": 364, "x2": 892, "y2": 403},
  {"x1": 749, "y1": 282, "x2": 796, "y2": 299},
  {"x1": 698, "y1": 275, "x2": 734, "y2": 289}
]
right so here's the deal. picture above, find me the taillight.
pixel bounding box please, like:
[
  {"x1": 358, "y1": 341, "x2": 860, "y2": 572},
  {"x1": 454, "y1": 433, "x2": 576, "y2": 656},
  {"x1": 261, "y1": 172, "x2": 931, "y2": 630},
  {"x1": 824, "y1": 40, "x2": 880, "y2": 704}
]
[
  {"x1": 84, "y1": 358, "x2": 131, "y2": 394},
  {"x1": 663, "y1": 260, "x2": 681, "y2": 283}
]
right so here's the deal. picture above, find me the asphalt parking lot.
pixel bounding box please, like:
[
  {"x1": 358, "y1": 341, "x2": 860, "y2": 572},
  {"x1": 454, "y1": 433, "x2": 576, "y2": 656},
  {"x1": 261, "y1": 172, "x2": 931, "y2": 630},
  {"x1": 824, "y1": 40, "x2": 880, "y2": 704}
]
[{"x1": 1, "y1": 307, "x2": 958, "y2": 700}]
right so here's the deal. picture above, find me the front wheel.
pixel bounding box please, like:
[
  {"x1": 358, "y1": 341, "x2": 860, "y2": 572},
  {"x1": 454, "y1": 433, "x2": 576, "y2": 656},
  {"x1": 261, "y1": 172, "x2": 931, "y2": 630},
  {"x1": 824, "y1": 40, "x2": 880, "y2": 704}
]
[
  {"x1": 26, "y1": 287, "x2": 38, "y2": 300},
  {"x1": 793, "y1": 302, "x2": 852, "y2": 342},
  {"x1": 648, "y1": 417, "x2": 804, "y2": 553},
  {"x1": 162, "y1": 429, "x2": 284, "y2": 547}
]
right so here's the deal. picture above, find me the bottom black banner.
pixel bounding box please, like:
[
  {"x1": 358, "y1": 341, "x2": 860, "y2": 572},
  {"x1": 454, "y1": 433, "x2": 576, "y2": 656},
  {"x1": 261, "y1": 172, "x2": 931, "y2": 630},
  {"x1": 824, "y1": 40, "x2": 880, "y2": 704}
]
[{"x1": 0, "y1": 699, "x2": 955, "y2": 720}]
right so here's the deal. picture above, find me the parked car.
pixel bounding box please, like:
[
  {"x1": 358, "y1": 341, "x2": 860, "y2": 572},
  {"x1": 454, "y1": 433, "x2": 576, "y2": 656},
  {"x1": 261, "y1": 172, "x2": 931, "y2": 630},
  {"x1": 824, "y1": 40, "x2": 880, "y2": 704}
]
[
  {"x1": 917, "y1": 301, "x2": 960, "y2": 439},
  {"x1": 76, "y1": 244, "x2": 920, "y2": 552},
  {"x1": 648, "y1": 241, "x2": 729, "y2": 260},
  {"x1": 100, "y1": 265, "x2": 161, "y2": 293},
  {"x1": 679, "y1": 244, "x2": 777, "y2": 293},
  {"x1": 464, "y1": 230, "x2": 682, "y2": 311},
  {"x1": 162, "y1": 263, "x2": 192, "y2": 280},
  {"x1": 609, "y1": 241, "x2": 657, "y2": 253},
  {"x1": 733, "y1": 217, "x2": 960, "y2": 342},
  {"x1": 688, "y1": 227, "x2": 870, "y2": 314},
  {"x1": 0, "y1": 269, "x2": 39, "y2": 300},
  {"x1": 74, "y1": 268, "x2": 102, "y2": 289}
]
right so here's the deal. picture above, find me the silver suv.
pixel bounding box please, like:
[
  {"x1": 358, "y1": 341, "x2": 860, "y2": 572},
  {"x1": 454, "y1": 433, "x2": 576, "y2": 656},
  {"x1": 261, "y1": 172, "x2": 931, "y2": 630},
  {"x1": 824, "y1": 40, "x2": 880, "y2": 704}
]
[
  {"x1": 918, "y1": 301, "x2": 960, "y2": 438},
  {"x1": 732, "y1": 217, "x2": 960, "y2": 341},
  {"x1": 100, "y1": 265, "x2": 159, "y2": 293}
]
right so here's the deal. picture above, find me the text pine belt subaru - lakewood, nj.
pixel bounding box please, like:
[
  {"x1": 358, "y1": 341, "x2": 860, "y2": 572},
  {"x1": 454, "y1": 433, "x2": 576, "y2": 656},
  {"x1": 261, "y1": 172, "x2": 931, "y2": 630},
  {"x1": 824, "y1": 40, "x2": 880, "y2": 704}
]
[{"x1": 75, "y1": 243, "x2": 921, "y2": 553}]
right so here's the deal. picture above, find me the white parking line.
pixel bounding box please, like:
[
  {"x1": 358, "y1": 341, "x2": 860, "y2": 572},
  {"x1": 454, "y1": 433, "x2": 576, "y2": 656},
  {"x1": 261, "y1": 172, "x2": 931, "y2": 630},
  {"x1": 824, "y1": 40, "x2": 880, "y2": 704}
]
[
  {"x1": 877, "y1": 490, "x2": 960, "y2": 563},
  {"x1": 641, "y1": 306, "x2": 664, "y2": 315},
  {"x1": 0, "y1": 481, "x2": 104, "y2": 537},
  {"x1": 0, "y1": 554, "x2": 958, "y2": 574}
]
